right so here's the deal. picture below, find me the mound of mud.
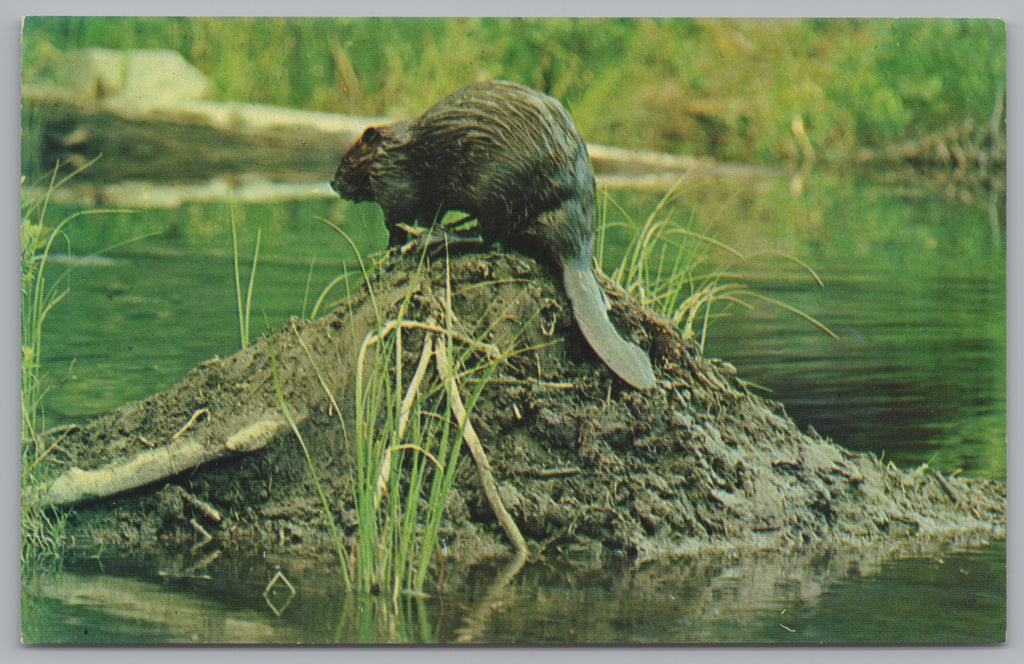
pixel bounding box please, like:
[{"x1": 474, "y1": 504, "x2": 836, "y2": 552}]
[{"x1": 25, "y1": 249, "x2": 1005, "y2": 571}]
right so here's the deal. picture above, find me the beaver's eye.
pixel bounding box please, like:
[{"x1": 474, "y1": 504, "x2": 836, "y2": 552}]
[{"x1": 361, "y1": 127, "x2": 380, "y2": 144}]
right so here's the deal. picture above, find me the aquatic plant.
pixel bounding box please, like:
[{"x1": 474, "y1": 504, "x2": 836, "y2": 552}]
[
  {"x1": 20, "y1": 159, "x2": 130, "y2": 563},
  {"x1": 596, "y1": 185, "x2": 835, "y2": 353},
  {"x1": 21, "y1": 159, "x2": 122, "y2": 461},
  {"x1": 287, "y1": 224, "x2": 523, "y2": 603},
  {"x1": 229, "y1": 206, "x2": 262, "y2": 348}
]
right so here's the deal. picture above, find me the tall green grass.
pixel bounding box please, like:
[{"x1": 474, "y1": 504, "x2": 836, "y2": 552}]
[
  {"x1": 20, "y1": 161, "x2": 122, "y2": 460},
  {"x1": 351, "y1": 318, "x2": 454, "y2": 599},
  {"x1": 20, "y1": 161, "x2": 131, "y2": 563},
  {"x1": 287, "y1": 224, "x2": 515, "y2": 602},
  {"x1": 230, "y1": 206, "x2": 262, "y2": 348},
  {"x1": 350, "y1": 261, "x2": 508, "y2": 601},
  {"x1": 596, "y1": 186, "x2": 836, "y2": 351}
]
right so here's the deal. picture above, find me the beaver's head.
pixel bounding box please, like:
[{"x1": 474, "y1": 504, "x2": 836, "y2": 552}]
[{"x1": 330, "y1": 125, "x2": 387, "y2": 203}]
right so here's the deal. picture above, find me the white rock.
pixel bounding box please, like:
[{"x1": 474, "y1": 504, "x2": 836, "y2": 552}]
[{"x1": 62, "y1": 48, "x2": 212, "y2": 108}]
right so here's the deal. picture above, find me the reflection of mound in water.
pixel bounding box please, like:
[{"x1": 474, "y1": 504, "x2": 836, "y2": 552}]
[
  {"x1": 25, "y1": 542, "x2": 1004, "y2": 643},
  {"x1": 28, "y1": 250, "x2": 1005, "y2": 568}
]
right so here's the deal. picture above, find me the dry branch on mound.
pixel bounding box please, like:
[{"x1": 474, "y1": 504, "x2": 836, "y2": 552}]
[{"x1": 24, "y1": 416, "x2": 289, "y2": 509}]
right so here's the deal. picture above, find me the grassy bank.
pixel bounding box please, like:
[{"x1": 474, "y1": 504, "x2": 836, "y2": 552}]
[{"x1": 21, "y1": 17, "x2": 1004, "y2": 164}]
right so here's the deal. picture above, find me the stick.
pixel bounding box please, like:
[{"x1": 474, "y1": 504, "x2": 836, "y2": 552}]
[
  {"x1": 930, "y1": 467, "x2": 960, "y2": 505},
  {"x1": 23, "y1": 416, "x2": 288, "y2": 509},
  {"x1": 435, "y1": 340, "x2": 528, "y2": 557},
  {"x1": 170, "y1": 408, "x2": 210, "y2": 440},
  {"x1": 359, "y1": 318, "x2": 500, "y2": 364}
]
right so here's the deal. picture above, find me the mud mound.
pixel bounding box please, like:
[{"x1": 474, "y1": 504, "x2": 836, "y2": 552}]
[{"x1": 25, "y1": 249, "x2": 1005, "y2": 571}]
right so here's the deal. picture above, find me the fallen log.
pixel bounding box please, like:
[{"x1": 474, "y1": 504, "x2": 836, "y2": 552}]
[
  {"x1": 22, "y1": 86, "x2": 777, "y2": 197},
  {"x1": 24, "y1": 415, "x2": 289, "y2": 509}
]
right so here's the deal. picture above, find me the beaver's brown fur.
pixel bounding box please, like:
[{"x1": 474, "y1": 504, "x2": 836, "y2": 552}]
[{"x1": 331, "y1": 80, "x2": 656, "y2": 389}]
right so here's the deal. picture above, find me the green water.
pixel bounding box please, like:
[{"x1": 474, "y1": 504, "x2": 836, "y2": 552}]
[
  {"x1": 22, "y1": 172, "x2": 1006, "y2": 643},
  {"x1": 21, "y1": 542, "x2": 1006, "y2": 644}
]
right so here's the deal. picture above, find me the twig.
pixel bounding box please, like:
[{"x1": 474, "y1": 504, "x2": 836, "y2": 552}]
[
  {"x1": 531, "y1": 466, "x2": 582, "y2": 478},
  {"x1": 361, "y1": 318, "x2": 500, "y2": 362},
  {"x1": 179, "y1": 489, "x2": 222, "y2": 523},
  {"x1": 25, "y1": 425, "x2": 79, "y2": 474},
  {"x1": 435, "y1": 339, "x2": 528, "y2": 557},
  {"x1": 930, "y1": 467, "x2": 960, "y2": 504},
  {"x1": 486, "y1": 377, "x2": 577, "y2": 390},
  {"x1": 170, "y1": 408, "x2": 210, "y2": 440},
  {"x1": 41, "y1": 423, "x2": 80, "y2": 437}
]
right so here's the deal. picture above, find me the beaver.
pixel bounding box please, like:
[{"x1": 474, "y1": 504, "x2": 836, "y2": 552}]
[{"x1": 330, "y1": 79, "x2": 656, "y2": 389}]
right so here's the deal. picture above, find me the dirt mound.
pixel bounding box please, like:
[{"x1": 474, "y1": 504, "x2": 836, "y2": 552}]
[{"x1": 25, "y1": 248, "x2": 1005, "y2": 572}]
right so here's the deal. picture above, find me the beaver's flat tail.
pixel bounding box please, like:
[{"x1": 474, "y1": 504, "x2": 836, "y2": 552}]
[{"x1": 561, "y1": 257, "x2": 657, "y2": 390}]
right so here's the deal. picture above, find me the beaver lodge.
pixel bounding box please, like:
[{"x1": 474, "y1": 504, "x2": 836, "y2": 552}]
[{"x1": 23, "y1": 244, "x2": 1006, "y2": 591}]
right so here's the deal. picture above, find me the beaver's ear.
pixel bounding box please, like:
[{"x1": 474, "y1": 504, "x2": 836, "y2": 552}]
[{"x1": 361, "y1": 126, "x2": 381, "y2": 144}]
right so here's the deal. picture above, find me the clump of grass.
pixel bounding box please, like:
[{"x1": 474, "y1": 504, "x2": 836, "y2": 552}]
[
  {"x1": 21, "y1": 158, "x2": 115, "y2": 462},
  {"x1": 22, "y1": 182, "x2": 74, "y2": 454},
  {"x1": 348, "y1": 255, "x2": 508, "y2": 601},
  {"x1": 350, "y1": 317, "x2": 459, "y2": 599},
  {"x1": 20, "y1": 159, "x2": 131, "y2": 564},
  {"x1": 285, "y1": 224, "x2": 515, "y2": 603},
  {"x1": 230, "y1": 206, "x2": 262, "y2": 348},
  {"x1": 596, "y1": 185, "x2": 836, "y2": 351}
]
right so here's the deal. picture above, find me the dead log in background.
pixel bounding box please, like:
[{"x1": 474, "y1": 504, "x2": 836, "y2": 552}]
[
  {"x1": 22, "y1": 87, "x2": 777, "y2": 194},
  {"x1": 23, "y1": 92, "x2": 369, "y2": 184}
]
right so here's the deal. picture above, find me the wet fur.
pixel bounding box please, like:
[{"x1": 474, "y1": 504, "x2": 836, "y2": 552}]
[{"x1": 331, "y1": 80, "x2": 655, "y2": 388}]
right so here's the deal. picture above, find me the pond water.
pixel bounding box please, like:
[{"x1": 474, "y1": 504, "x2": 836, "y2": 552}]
[
  {"x1": 20, "y1": 541, "x2": 1007, "y2": 644},
  {"x1": 22, "y1": 170, "x2": 1005, "y2": 644}
]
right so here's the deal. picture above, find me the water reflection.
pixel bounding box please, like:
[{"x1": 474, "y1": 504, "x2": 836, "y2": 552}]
[
  {"x1": 23, "y1": 540, "x2": 1004, "y2": 644},
  {"x1": 700, "y1": 175, "x2": 1005, "y2": 478}
]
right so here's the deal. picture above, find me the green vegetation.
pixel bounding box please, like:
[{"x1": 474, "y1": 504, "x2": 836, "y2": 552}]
[
  {"x1": 348, "y1": 310, "x2": 469, "y2": 601},
  {"x1": 21, "y1": 17, "x2": 1005, "y2": 163},
  {"x1": 21, "y1": 187, "x2": 65, "y2": 454},
  {"x1": 20, "y1": 163, "x2": 127, "y2": 563},
  {"x1": 597, "y1": 183, "x2": 735, "y2": 346},
  {"x1": 230, "y1": 206, "x2": 262, "y2": 348},
  {"x1": 596, "y1": 185, "x2": 835, "y2": 351},
  {"x1": 21, "y1": 175, "x2": 76, "y2": 565},
  {"x1": 281, "y1": 229, "x2": 513, "y2": 602},
  {"x1": 20, "y1": 162, "x2": 117, "y2": 463}
]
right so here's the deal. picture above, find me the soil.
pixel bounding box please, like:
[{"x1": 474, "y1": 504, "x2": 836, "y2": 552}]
[{"x1": 25, "y1": 247, "x2": 1006, "y2": 578}]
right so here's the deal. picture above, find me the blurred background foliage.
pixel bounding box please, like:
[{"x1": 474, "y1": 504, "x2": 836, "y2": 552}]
[{"x1": 21, "y1": 17, "x2": 1005, "y2": 164}]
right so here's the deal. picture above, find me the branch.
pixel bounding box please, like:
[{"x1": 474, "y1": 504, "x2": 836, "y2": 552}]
[{"x1": 23, "y1": 415, "x2": 288, "y2": 509}]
